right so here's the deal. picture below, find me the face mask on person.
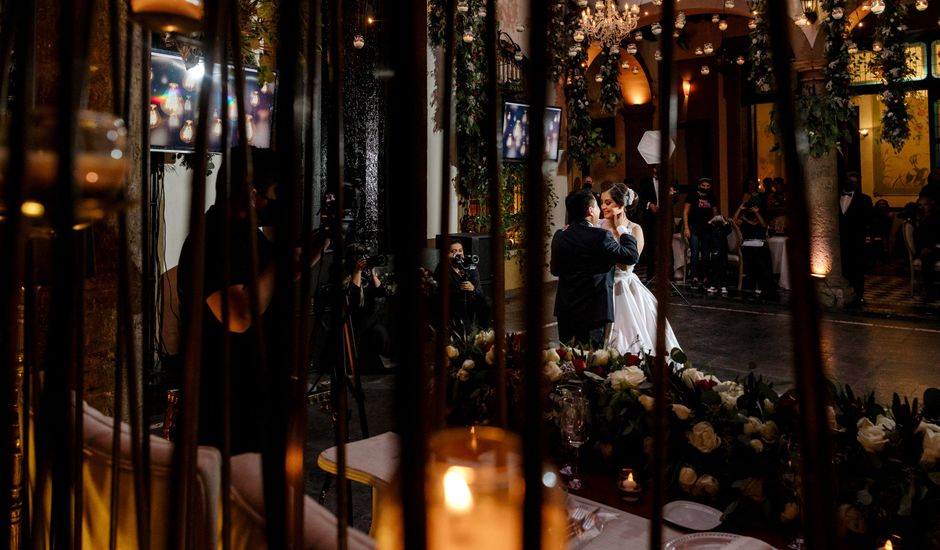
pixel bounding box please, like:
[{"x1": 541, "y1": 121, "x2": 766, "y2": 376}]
[
  {"x1": 257, "y1": 198, "x2": 282, "y2": 226},
  {"x1": 698, "y1": 185, "x2": 710, "y2": 195}
]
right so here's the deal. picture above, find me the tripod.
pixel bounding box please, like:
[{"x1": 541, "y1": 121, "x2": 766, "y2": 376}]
[
  {"x1": 311, "y1": 279, "x2": 370, "y2": 507},
  {"x1": 644, "y1": 271, "x2": 691, "y2": 307}
]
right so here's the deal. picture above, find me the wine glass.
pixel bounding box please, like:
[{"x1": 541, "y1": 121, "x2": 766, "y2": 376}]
[
  {"x1": 554, "y1": 384, "x2": 583, "y2": 477},
  {"x1": 560, "y1": 395, "x2": 590, "y2": 490}
]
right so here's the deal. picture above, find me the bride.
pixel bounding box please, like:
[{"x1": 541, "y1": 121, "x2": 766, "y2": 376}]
[{"x1": 598, "y1": 183, "x2": 681, "y2": 356}]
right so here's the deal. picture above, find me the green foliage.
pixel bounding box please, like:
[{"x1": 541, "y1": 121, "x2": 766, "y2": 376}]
[
  {"x1": 873, "y1": 0, "x2": 914, "y2": 152},
  {"x1": 747, "y1": 0, "x2": 774, "y2": 94},
  {"x1": 598, "y1": 45, "x2": 622, "y2": 114}
]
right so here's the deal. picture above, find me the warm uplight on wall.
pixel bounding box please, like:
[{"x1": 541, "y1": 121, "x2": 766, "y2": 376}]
[
  {"x1": 683, "y1": 79, "x2": 692, "y2": 98},
  {"x1": 860, "y1": 128, "x2": 870, "y2": 138}
]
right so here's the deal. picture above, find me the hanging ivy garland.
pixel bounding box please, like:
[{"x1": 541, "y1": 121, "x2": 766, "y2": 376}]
[
  {"x1": 428, "y1": 0, "x2": 490, "y2": 229},
  {"x1": 599, "y1": 45, "x2": 622, "y2": 114},
  {"x1": 873, "y1": 0, "x2": 913, "y2": 152},
  {"x1": 746, "y1": 0, "x2": 774, "y2": 93},
  {"x1": 560, "y1": 0, "x2": 596, "y2": 173},
  {"x1": 794, "y1": 0, "x2": 854, "y2": 159}
]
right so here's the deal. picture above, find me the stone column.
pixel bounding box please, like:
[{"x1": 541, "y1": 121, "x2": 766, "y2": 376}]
[{"x1": 794, "y1": 59, "x2": 855, "y2": 307}]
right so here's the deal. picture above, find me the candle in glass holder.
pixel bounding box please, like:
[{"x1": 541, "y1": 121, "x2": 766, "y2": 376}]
[
  {"x1": 618, "y1": 468, "x2": 641, "y2": 501},
  {"x1": 878, "y1": 541, "x2": 893, "y2": 550},
  {"x1": 130, "y1": 0, "x2": 203, "y2": 33}
]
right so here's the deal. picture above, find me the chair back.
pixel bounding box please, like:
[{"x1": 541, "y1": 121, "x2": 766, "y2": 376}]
[
  {"x1": 902, "y1": 222, "x2": 916, "y2": 262},
  {"x1": 727, "y1": 223, "x2": 743, "y2": 254}
]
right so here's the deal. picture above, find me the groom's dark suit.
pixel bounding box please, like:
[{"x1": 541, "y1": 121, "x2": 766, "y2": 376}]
[{"x1": 550, "y1": 220, "x2": 640, "y2": 347}]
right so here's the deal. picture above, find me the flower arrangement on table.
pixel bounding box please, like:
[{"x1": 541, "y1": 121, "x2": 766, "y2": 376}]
[{"x1": 444, "y1": 329, "x2": 940, "y2": 547}]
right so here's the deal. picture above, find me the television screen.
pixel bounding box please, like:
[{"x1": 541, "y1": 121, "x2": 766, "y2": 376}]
[
  {"x1": 501, "y1": 102, "x2": 562, "y2": 161},
  {"x1": 149, "y1": 50, "x2": 276, "y2": 153}
]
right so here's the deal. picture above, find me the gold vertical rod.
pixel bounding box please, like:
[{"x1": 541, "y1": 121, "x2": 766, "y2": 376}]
[
  {"x1": 765, "y1": 1, "x2": 841, "y2": 548},
  {"x1": 170, "y1": 0, "x2": 225, "y2": 545},
  {"x1": 434, "y1": 0, "x2": 455, "y2": 428},
  {"x1": 651, "y1": 0, "x2": 677, "y2": 548},
  {"x1": 522, "y1": 0, "x2": 548, "y2": 547},
  {"x1": 483, "y1": 0, "x2": 507, "y2": 429}
]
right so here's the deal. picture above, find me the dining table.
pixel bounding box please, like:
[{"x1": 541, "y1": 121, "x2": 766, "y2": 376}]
[{"x1": 766, "y1": 236, "x2": 790, "y2": 290}]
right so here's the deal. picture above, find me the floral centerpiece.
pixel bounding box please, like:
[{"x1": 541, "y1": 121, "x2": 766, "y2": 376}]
[{"x1": 444, "y1": 329, "x2": 940, "y2": 547}]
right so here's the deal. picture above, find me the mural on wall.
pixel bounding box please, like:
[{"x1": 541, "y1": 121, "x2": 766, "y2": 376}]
[
  {"x1": 755, "y1": 103, "x2": 783, "y2": 181},
  {"x1": 873, "y1": 90, "x2": 929, "y2": 196}
]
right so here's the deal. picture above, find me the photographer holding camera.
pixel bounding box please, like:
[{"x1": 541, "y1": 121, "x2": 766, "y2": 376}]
[
  {"x1": 343, "y1": 243, "x2": 391, "y2": 371},
  {"x1": 434, "y1": 241, "x2": 491, "y2": 331}
]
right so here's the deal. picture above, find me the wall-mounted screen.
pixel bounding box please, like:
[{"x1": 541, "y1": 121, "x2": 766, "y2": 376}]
[
  {"x1": 501, "y1": 102, "x2": 562, "y2": 161},
  {"x1": 149, "y1": 49, "x2": 276, "y2": 153}
]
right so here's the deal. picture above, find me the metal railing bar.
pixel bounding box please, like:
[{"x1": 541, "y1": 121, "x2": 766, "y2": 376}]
[
  {"x1": 651, "y1": 1, "x2": 677, "y2": 548},
  {"x1": 765, "y1": 1, "x2": 841, "y2": 548},
  {"x1": 0, "y1": 0, "x2": 32, "y2": 546},
  {"x1": 137, "y1": 27, "x2": 153, "y2": 550},
  {"x1": 170, "y1": 0, "x2": 225, "y2": 545},
  {"x1": 483, "y1": 0, "x2": 507, "y2": 429},
  {"x1": 216, "y1": 17, "x2": 233, "y2": 550},
  {"x1": 434, "y1": 0, "x2": 454, "y2": 431},
  {"x1": 388, "y1": 1, "x2": 430, "y2": 548},
  {"x1": 522, "y1": 0, "x2": 547, "y2": 547},
  {"x1": 325, "y1": 1, "x2": 351, "y2": 546}
]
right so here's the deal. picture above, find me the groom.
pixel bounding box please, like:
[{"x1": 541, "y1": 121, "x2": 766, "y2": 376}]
[{"x1": 550, "y1": 189, "x2": 640, "y2": 348}]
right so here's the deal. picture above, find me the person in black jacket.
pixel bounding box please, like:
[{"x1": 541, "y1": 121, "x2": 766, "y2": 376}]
[
  {"x1": 434, "y1": 241, "x2": 491, "y2": 331},
  {"x1": 550, "y1": 189, "x2": 640, "y2": 348},
  {"x1": 914, "y1": 196, "x2": 940, "y2": 301},
  {"x1": 838, "y1": 171, "x2": 873, "y2": 302},
  {"x1": 637, "y1": 165, "x2": 662, "y2": 280}
]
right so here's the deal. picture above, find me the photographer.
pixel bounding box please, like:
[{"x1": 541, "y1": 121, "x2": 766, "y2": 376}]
[
  {"x1": 434, "y1": 241, "x2": 491, "y2": 331},
  {"x1": 733, "y1": 201, "x2": 779, "y2": 299},
  {"x1": 343, "y1": 243, "x2": 391, "y2": 371}
]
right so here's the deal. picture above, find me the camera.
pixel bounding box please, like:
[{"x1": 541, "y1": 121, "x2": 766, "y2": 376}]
[
  {"x1": 452, "y1": 254, "x2": 479, "y2": 271},
  {"x1": 366, "y1": 254, "x2": 387, "y2": 268}
]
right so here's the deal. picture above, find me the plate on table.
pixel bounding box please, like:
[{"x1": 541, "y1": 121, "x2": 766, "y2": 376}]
[
  {"x1": 664, "y1": 532, "x2": 776, "y2": 550},
  {"x1": 662, "y1": 500, "x2": 723, "y2": 531}
]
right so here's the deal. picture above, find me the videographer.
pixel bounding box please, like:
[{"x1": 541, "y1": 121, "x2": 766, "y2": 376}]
[
  {"x1": 343, "y1": 243, "x2": 391, "y2": 371},
  {"x1": 434, "y1": 241, "x2": 491, "y2": 331}
]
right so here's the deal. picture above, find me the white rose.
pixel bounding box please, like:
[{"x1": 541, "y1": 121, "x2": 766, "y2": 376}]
[
  {"x1": 457, "y1": 368, "x2": 470, "y2": 382},
  {"x1": 462, "y1": 359, "x2": 475, "y2": 371},
  {"x1": 592, "y1": 349, "x2": 610, "y2": 367},
  {"x1": 638, "y1": 394, "x2": 655, "y2": 412},
  {"x1": 544, "y1": 348, "x2": 560, "y2": 364},
  {"x1": 742, "y1": 416, "x2": 763, "y2": 436},
  {"x1": 672, "y1": 404, "x2": 692, "y2": 420},
  {"x1": 474, "y1": 330, "x2": 495, "y2": 347},
  {"x1": 694, "y1": 475, "x2": 719, "y2": 498},
  {"x1": 716, "y1": 381, "x2": 743, "y2": 410},
  {"x1": 917, "y1": 422, "x2": 940, "y2": 465},
  {"x1": 763, "y1": 398, "x2": 775, "y2": 414},
  {"x1": 678, "y1": 467, "x2": 698, "y2": 492},
  {"x1": 875, "y1": 414, "x2": 896, "y2": 431},
  {"x1": 543, "y1": 362, "x2": 563, "y2": 382},
  {"x1": 446, "y1": 345, "x2": 459, "y2": 359},
  {"x1": 608, "y1": 366, "x2": 646, "y2": 391},
  {"x1": 827, "y1": 406, "x2": 839, "y2": 432},
  {"x1": 856, "y1": 418, "x2": 889, "y2": 453},
  {"x1": 680, "y1": 368, "x2": 704, "y2": 388},
  {"x1": 485, "y1": 348, "x2": 495, "y2": 365},
  {"x1": 780, "y1": 501, "x2": 800, "y2": 523},
  {"x1": 688, "y1": 421, "x2": 721, "y2": 453},
  {"x1": 760, "y1": 420, "x2": 779, "y2": 443},
  {"x1": 749, "y1": 439, "x2": 764, "y2": 454}
]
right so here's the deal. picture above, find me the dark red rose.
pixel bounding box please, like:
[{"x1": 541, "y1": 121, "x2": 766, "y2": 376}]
[
  {"x1": 556, "y1": 347, "x2": 567, "y2": 360},
  {"x1": 573, "y1": 358, "x2": 587, "y2": 374},
  {"x1": 625, "y1": 353, "x2": 641, "y2": 367},
  {"x1": 696, "y1": 379, "x2": 718, "y2": 392},
  {"x1": 591, "y1": 364, "x2": 605, "y2": 376}
]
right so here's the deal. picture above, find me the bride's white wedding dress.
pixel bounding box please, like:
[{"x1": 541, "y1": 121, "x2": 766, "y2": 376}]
[{"x1": 600, "y1": 220, "x2": 681, "y2": 356}]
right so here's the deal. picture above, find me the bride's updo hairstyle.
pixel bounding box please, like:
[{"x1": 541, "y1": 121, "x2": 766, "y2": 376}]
[{"x1": 606, "y1": 182, "x2": 638, "y2": 210}]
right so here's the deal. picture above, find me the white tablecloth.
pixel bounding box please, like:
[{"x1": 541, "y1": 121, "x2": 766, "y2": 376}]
[
  {"x1": 672, "y1": 234, "x2": 688, "y2": 280},
  {"x1": 766, "y1": 236, "x2": 790, "y2": 290}
]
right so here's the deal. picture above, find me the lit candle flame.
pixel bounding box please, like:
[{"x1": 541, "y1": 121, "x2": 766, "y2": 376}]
[
  {"x1": 443, "y1": 467, "x2": 474, "y2": 513},
  {"x1": 884, "y1": 541, "x2": 893, "y2": 550}
]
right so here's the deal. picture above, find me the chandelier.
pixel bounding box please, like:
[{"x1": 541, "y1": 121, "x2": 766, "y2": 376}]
[{"x1": 578, "y1": 0, "x2": 640, "y2": 49}]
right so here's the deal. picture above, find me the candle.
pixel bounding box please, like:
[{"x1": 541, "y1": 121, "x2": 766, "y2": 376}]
[
  {"x1": 621, "y1": 472, "x2": 637, "y2": 491},
  {"x1": 878, "y1": 541, "x2": 893, "y2": 550}
]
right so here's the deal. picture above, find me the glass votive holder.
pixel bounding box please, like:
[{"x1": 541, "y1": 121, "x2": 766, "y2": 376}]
[{"x1": 618, "y1": 468, "x2": 641, "y2": 501}]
